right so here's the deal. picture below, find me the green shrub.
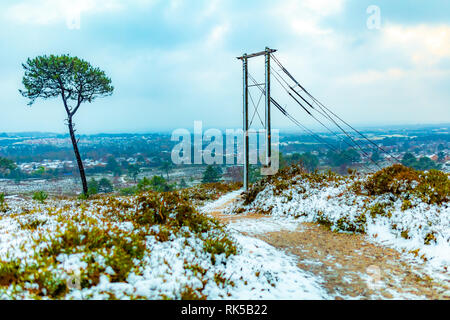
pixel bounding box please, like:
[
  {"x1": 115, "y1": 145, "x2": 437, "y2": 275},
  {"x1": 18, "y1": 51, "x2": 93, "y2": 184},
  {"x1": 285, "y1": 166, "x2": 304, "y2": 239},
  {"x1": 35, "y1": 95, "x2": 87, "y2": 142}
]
[
  {"x1": 364, "y1": 165, "x2": 449, "y2": 205},
  {"x1": 101, "y1": 190, "x2": 221, "y2": 237},
  {"x1": 32, "y1": 191, "x2": 48, "y2": 203},
  {"x1": 0, "y1": 259, "x2": 21, "y2": 287},
  {"x1": 336, "y1": 213, "x2": 367, "y2": 234},
  {"x1": 78, "y1": 193, "x2": 89, "y2": 200},
  {"x1": 119, "y1": 186, "x2": 138, "y2": 196},
  {"x1": 0, "y1": 193, "x2": 8, "y2": 212},
  {"x1": 137, "y1": 176, "x2": 174, "y2": 193},
  {"x1": 316, "y1": 211, "x2": 332, "y2": 230},
  {"x1": 39, "y1": 221, "x2": 146, "y2": 285},
  {"x1": 0, "y1": 259, "x2": 68, "y2": 298},
  {"x1": 401, "y1": 199, "x2": 413, "y2": 211},
  {"x1": 88, "y1": 178, "x2": 99, "y2": 195},
  {"x1": 416, "y1": 170, "x2": 449, "y2": 205},
  {"x1": 204, "y1": 235, "x2": 237, "y2": 264},
  {"x1": 364, "y1": 164, "x2": 419, "y2": 196},
  {"x1": 98, "y1": 178, "x2": 114, "y2": 193},
  {"x1": 367, "y1": 203, "x2": 390, "y2": 218}
]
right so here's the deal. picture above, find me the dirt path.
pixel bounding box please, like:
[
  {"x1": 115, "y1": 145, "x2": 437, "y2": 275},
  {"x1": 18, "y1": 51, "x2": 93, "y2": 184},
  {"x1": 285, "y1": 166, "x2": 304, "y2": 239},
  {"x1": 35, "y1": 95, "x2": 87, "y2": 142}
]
[{"x1": 206, "y1": 193, "x2": 450, "y2": 300}]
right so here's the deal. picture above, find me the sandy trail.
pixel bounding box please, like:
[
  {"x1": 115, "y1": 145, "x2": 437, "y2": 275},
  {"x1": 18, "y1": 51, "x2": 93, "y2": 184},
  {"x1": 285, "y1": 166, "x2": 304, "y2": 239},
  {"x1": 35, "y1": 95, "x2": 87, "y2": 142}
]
[{"x1": 205, "y1": 192, "x2": 450, "y2": 300}]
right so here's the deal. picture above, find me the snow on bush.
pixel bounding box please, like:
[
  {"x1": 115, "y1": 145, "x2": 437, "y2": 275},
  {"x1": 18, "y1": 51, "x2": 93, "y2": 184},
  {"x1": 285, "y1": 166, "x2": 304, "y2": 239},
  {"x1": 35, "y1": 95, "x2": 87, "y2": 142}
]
[
  {"x1": 0, "y1": 187, "x2": 324, "y2": 300},
  {"x1": 233, "y1": 164, "x2": 450, "y2": 272}
]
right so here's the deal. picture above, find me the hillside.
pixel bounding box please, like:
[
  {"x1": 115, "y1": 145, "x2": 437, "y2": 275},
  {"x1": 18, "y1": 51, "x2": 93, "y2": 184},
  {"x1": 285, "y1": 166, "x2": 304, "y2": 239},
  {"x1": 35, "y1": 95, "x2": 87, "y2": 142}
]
[
  {"x1": 0, "y1": 183, "x2": 325, "y2": 299},
  {"x1": 230, "y1": 164, "x2": 449, "y2": 285},
  {"x1": 0, "y1": 165, "x2": 449, "y2": 300}
]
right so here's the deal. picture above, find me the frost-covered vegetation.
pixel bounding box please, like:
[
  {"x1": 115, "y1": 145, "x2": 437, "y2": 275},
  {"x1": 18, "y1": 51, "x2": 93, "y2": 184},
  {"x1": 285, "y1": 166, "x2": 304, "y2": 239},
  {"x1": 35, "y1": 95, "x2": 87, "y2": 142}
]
[
  {"x1": 234, "y1": 164, "x2": 449, "y2": 271},
  {"x1": 0, "y1": 182, "x2": 323, "y2": 300},
  {"x1": 184, "y1": 182, "x2": 242, "y2": 205}
]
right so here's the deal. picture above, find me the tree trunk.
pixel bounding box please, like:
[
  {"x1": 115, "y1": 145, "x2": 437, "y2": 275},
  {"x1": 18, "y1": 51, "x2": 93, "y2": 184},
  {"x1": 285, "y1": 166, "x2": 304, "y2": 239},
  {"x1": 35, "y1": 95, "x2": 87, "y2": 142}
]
[{"x1": 68, "y1": 117, "x2": 88, "y2": 196}]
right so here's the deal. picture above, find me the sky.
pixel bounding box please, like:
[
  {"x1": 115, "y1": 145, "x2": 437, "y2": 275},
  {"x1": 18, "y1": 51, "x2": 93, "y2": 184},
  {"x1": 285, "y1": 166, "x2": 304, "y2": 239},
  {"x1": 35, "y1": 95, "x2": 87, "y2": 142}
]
[{"x1": 0, "y1": 0, "x2": 449, "y2": 134}]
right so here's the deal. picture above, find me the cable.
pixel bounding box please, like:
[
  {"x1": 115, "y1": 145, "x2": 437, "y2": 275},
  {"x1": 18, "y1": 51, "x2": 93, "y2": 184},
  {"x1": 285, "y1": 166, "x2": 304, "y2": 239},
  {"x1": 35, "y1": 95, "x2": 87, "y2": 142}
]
[
  {"x1": 248, "y1": 88, "x2": 265, "y2": 127},
  {"x1": 248, "y1": 72, "x2": 377, "y2": 170},
  {"x1": 270, "y1": 66, "x2": 382, "y2": 169},
  {"x1": 271, "y1": 53, "x2": 401, "y2": 164}
]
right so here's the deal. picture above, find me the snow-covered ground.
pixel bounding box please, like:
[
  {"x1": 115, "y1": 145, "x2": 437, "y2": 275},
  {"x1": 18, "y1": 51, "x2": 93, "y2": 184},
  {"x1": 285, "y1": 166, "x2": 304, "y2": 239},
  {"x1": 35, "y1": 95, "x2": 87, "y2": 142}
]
[
  {"x1": 231, "y1": 171, "x2": 450, "y2": 280},
  {"x1": 0, "y1": 192, "x2": 328, "y2": 300}
]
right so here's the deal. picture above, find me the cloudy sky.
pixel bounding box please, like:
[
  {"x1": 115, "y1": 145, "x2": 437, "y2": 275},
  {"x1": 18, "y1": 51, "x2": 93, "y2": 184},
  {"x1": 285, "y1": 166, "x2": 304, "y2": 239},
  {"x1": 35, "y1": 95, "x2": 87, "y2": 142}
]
[{"x1": 0, "y1": 0, "x2": 449, "y2": 133}]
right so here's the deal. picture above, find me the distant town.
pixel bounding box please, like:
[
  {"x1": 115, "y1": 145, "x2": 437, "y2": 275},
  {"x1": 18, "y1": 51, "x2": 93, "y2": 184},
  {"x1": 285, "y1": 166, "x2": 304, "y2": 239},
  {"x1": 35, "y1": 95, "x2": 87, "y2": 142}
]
[{"x1": 0, "y1": 124, "x2": 448, "y2": 197}]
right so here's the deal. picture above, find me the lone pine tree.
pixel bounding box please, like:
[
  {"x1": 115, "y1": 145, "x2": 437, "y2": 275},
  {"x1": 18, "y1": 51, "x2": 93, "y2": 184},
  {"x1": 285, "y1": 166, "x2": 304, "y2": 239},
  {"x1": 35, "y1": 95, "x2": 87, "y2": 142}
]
[{"x1": 20, "y1": 55, "x2": 114, "y2": 196}]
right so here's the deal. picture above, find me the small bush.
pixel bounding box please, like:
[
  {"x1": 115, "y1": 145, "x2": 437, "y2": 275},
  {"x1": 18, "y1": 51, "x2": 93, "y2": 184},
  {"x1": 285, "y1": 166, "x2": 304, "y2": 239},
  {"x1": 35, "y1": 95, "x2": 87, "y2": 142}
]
[
  {"x1": 88, "y1": 178, "x2": 99, "y2": 195},
  {"x1": 273, "y1": 179, "x2": 291, "y2": 195},
  {"x1": 401, "y1": 199, "x2": 413, "y2": 211},
  {"x1": 242, "y1": 164, "x2": 344, "y2": 205},
  {"x1": 416, "y1": 170, "x2": 449, "y2": 205},
  {"x1": 0, "y1": 259, "x2": 68, "y2": 298},
  {"x1": 0, "y1": 193, "x2": 8, "y2": 212},
  {"x1": 32, "y1": 191, "x2": 48, "y2": 203},
  {"x1": 119, "y1": 186, "x2": 138, "y2": 196},
  {"x1": 0, "y1": 259, "x2": 21, "y2": 287},
  {"x1": 367, "y1": 203, "x2": 391, "y2": 218},
  {"x1": 180, "y1": 285, "x2": 206, "y2": 300},
  {"x1": 204, "y1": 235, "x2": 237, "y2": 264},
  {"x1": 19, "y1": 218, "x2": 47, "y2": 230},
  {"x1": 242, "y1": 180, "x2": 266, "y2": 205},
  {"x1": 364, "y1": 164, "x2": 419, "y2": 196},
  {"x1": 78, "y1": 193, "x2": 89, "y2": 200},
  {"x1": 424, "y1": 232, "x2": 437, "y2": 245},
  {"x1": 364, "y1": 165, "x2": 449, "y2": 205},
  {"x1": 316, "y1": 211, "x2": 332, "y2": 230},
  {"x1": 401, "y1": 230, "x2": 410, "y2": 239},
  {"x1": 336, "y1": 213, "x2": 367, "y2": 234},
  {"x1": 100, "y1": 190, "x2": 220, "y2": 237}
]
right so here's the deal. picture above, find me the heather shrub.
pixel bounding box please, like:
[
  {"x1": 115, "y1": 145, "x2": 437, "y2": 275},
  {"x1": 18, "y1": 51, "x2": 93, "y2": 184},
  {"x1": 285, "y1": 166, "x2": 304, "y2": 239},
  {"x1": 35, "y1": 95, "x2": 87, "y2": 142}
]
[
  {"x1": 32, "y1": 191, "x2": 49, "y2": 203},
  {"x1": 364, "y1": 164, "x2": 419, "y2": 196},
  {"x1": 0, "y1": 193, "x2": 8, "y2": 212},
  {"x1": 364, "y1": 164, "x2": 449, "y2": 205},
  {"x1": 416, "y1": 170, "x2": 449, "y2": 205}
]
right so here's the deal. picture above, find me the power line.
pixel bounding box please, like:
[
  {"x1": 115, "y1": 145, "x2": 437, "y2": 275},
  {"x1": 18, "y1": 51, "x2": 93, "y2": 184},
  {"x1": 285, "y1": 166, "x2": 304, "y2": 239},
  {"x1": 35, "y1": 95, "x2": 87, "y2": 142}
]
[
  {"x1": 248, "y1": 72, "x2": 376, "y2": 170},
  {"x1": 271, "y1": 53, "x2": 401, "y2": 164},
  {"x1": 270, "y1": 65, "x2": 382, "y2": 169}
]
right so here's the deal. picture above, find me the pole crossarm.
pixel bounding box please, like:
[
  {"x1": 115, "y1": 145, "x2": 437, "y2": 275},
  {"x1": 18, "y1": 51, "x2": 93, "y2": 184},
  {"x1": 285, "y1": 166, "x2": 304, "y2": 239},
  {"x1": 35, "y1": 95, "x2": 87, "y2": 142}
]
[{"x1": 237, "y1": 48, "x2": 277, "y2": 60}]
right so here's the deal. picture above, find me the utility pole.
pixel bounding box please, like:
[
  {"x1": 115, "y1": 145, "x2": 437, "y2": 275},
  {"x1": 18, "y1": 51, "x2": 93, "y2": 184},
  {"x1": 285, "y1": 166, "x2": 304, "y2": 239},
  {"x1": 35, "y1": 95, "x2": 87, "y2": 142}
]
[
  {"x1": 237, "y1": 47, "x2": 277, "y2": 191},
  {"x1": 242, "y1": 54, "x2": 249, "y2": 191},
  {"x1": 265, "y1": 47, "x2": 271, "y2": 167}
]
